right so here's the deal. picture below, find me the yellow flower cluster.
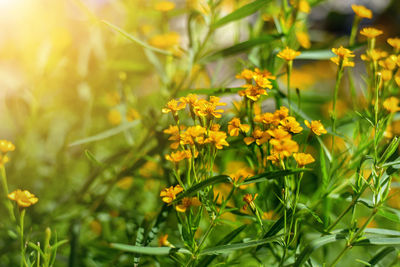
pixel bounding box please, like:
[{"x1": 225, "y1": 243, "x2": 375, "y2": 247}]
[
  {"x1": 160, "y1": 184, "x2": 183, "y2": 204},
  {"x1": 236, "y1": 68, "x2": 276, "y2": 101},
  {"x1": 8, "y1": 189, "x2": 38, "y2": 208},
  {"x1": 277, "y1": 47, "x2": 301, "y2": 61},
  {"x1": 330, "y1": 46, "x2": 355, "y2": 68},
  {"x1": 0, "y1": 140, "x2": 15, "y2": 166}
]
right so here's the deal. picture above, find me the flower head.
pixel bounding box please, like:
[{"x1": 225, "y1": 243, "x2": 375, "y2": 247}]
[
  {"x1": 235, "y1": 69, "x2": 254, "y2": 81},
  {"x1": 194, "y1": 98, "x2": 225, "y2": 119},
  {"x1": 0, "y1": 140, "x2": 15, "y2": 154},
  {"x1": 176, "y1": 197, "x2": 201, "y2": 212},
  {"x1": 279, "y1": 116, "x2": 303, "y2": 134},
  {"x1": 228, "y1": 118, "x2": 250, "y2": 136},
  {"x1": 163, "y1": 125, "x2": 184, "y2": 149},
  {"x1": 383, "y1": 97, "x2": 400, "y2": 113},
  {"x1": 243, "y1": 193, "x2": 258, "y2": 210},
  {"x1": 149, "y1": 32, "x2": 180, "y2": 50},
  {"x1": 351, "y1": 4, "x2": 372, "y2": 19},
  {"x1": 360, "y1": 27, "x2": 383, "y2": 39},
  {"x1": 296, "y1": 31, "x2": 311, "y2": 49},
  {"x1": 230, "y1": 168, "x2": 254, "y2": 187},
  {"x1": 181, "y1": 126, "x2": 206, "y2": 145},
  {"x1": 8, "y1": 189, "x2": 38, "y2": 208},
  {"x1": 162, "y1": 99, "x2": 186, "y2": 118},
  {"x1": 205, "y1": 131, "x2": 229, "y2": 149},
  {"x1": 160, "y1": 185, "x2": 184, "y2": 204},
  {"x1": 277, "y1": 47, "x2": 301, "y2": 61},
  {"x1": 293, "y1": 153, "x2": 315, "y2": 167},
  {"x1": 361, "y1": 49, "x2": 388, "y2": 62},
  {"x1": 304, "y1": 120, "x2": 327, "y2": 136},
  {"x1": 331, "y1": 46, "x2": 355, "y2": 67},
  {"x1": 165, "y1": 150, "x2": 190, "y2": 163},
  {"x1": 108, "y1": 109, "x2": 122, "y2": 125},
  {"x1": 388, "y1": 37, "x2": 400, "y2": 51},
  {"x1": 244, "y1": 128, "x2": 270, "y2": 146},
  {"x1": 154, "y1": 1, "x2": 175, "y2": 12},
  {"x1": 238, "y1": 84, "x2": 268, "y2": 101},
  {"x1": 158, "y1": 234, "x2": 171, "y2": 247}
]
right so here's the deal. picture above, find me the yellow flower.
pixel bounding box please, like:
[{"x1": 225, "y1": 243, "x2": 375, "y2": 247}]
[
  {"x1": 180, "y1": 93, "x2": 198, "y2": 107},
  {"x1": 105, "y1": 91, "x2": 121, "y2": 106},
  {"x1": 235, "y1": 69, "x2": 254, "y2": 81},
  {"x1": 351, "y1": 4, "x2": 372, "y2": 19},
  {"x1": 304, "y1": 120, "x2": 327, "y2": 136},
  {"x1": 154, "y1": 1, "x2": 175, "y2": 12},
  {"x1": 383, "y1": 97, "x2": 400, "y2": 113},
  {"x1": 160, "y1": 185, "x2": 184, "y2": 204},
  {"x1": 267, "y1": 153, "x2": 281, "y2": 165},
  {"x1": 229, "y1": 168, "x2": 254, "y2": 188},
  {"x1": 270, "y1": 139, "x2": 299, "y2": 158},
  {"x1": 164, "y1": 125, "x2": 184, "y2": 149},
  {"x1": 244, "y1": 128, "x2": 270, "y2": 146},
  {"x1": 379, "y1": 55, "x2": 397, "y2": 70},
  {"x1": 243, "y1": 193, "x2": 258, "y2": 211},
  {"x1": 116, "y1": 176, "x2": 134, "y2": 190},
  {"x1": 361, "y1": 49, "x2": 388, "y2": 62},
  {"x1": 8, "y1": 189, "x2": 38, "y2": 208},
  {"x1": 180, "y1": 125, "x2": 206, "y2": 145},
  {"x1": 268, "y1": 128, "x2": 291, "y2": 142},
  {"x1": 238, "y1": 84, "x2": 268, "y2": 101},
  {"x1": 158, "y1": 234, "x2": 171, "y2": 247},
  {"x1": 205, "y1": 131, "x2": 229, "y2": 149},
  {"x1": 176, "y1": 197, "x2": 201, "y2": 212},
  {"x1": 277, "y1": 47, "x2": 301, "y2": 61},
  {"x1": 149, "y1": 32, "x2": 180, "y2": 50},
  {"x1": 296, "y1": 31, "x2": 311, "y2": 49},
  {"x1": 254, "y1": 112, "x2": 276, "y2": 126},
  {"x1": 0, "y1": 155, "x2": 9, "y2": 166},
  {"x1": 194, "y1": 98, "x2": 225, "y2": 119},
  {"x1": 380, "y1": 70, "x2": 392, "y2": 81},
  {"x1": 108, "y1": 109, "x2": 122, "y2": 125},
  {"x1": 162, "y1": 99, "x2": 186, "y2": 117},
  {"x1": 252, "y1": 68, "x2": 276, "y2": 88},
  {"x1": 0, "y1": 140, "x2": 15, "y2": 154},
  {"x1": 165, "y1": 150, "x2": 190, "y2": 163},
  {"x1": 279, "y1": 116, "x2": 303, "y2": 134},
  {"x1": 330, "y1": 46, "x2": 355, "y2": 67},
  {"x1": 126, "y1": 108, "x2": 140, "y2": 122},
  {"x1": 273, "y1": 106, "x2": 289, "y2": 122},
  {"x1": 228, "y1": 118, "x2": 250, "y2": 136},
  {"x1": 298, "y1": 0, "x2": 310, "y2": 13},
  {"x1": 293, "y1": 153, "x2": 315, "y2": 167},
  {"x1": 360, "y1": 27, "x2": 383, "y2": 39},
  {"x1": 387, "y1": 37, "x2": 400, "y2": 51}
]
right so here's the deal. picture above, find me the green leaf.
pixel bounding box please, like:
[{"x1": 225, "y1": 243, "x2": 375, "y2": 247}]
[
  {"x1": 84, "y1": 150, "x2": 102, "y2": 166},
  {"x1": 296, "y1": 49, "x2": 334, "y2": 60},
  {"x1": 212, "y1": 0, "x2": 271, "y2": 29},
  {"x1": 240, "y1": 169, "x2": 311, "y2": 185},
  {"x1": 110, "y1": 243, "x2": 191, "y2": 255},
  {"x1": 177, "y1": 87, "x2": 242, "y2": 96},
  {"x1": 354, "y1": 237, "x2": 400, "y2": 246},
  {"x1": 364, "y1": 228, "x2": 400, "y2": 237},
  {"x1": 198, "y1": 225, "x2": 247, "y2": 266},
  {"x1": 378, "y1": 207, "x2": 400, "y2": 223},
  {"x1": 102, "y1": 20, "x2": 172, "y2": 55},
  {"x1": 379, "y1": 137, "x2": 400, "y2": 165},
  {"x1": 198, "y1": 235, "x2": 283, "y2": 256},
  {"x1": 203, "y1": 34, "x2": 283, "y2": 62},
  {"x1": 320, "y1": 144, "x2": 329, "y2": 189},
  {"x1": 294, "y1": 233, "x2": 347, "y2": 267},
  {"x1": 368, "y1": 247, "x2": 396, "y2": 266},
  {"x1": 382, "y1": 156, "x2": 400, "y2": 168},
  {"x1": 174, "y1": 175, "x2": 232, "y2": 203},
  {"x1": 69, "y1": 121, "x2": 139, "y2": 146}
]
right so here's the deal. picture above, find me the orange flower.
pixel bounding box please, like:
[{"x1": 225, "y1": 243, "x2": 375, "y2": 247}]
[
  {"x1": 277, "y1": 47, "x2": 301, "y2": 61},
  {"x1": 252, "y1": 68, "x2": 275, "y2": 88},
  {"x1": 273, "y1": 106, "x2": 290, "y2": 122},
  {"x1": 254, "y1": 112, "x2": 276, "y2": 126},
  {"x1": 238, "y1": 84, "x2": 268, "y2": 101},
  {"x1": 296, "y1": 31, "x2": 311, "y2": 49},
  {"x1": 162, "y1": 99, "x2": 186, "y2": 116},
  {"x1": 180, "y1": 125, "x2": 206, "y2": 145},
  {"x1": 164, "y1": 125, "x2": 184, "y2": 149},
  {"x1": 8, "y1": 189, "x2": 38, "y2": 208},
  {"x1": 230, "y1": 168, "x2": 254, "y2": 188},
  {"x1": 293, "y1": 153, "x2": 315, "y2": 167},
  {"x1": 244, "y1": 128, "x2": 270, "y2": 146},
  {"x1": 243, "y1": 193, "x2": 258, "y2": 210},
  {"x1": 279, "y1": 116, "x2": 303, "y2": 134},
  {"x1": 0, "y1": 140, "x2": 15, "y2": 154},
  {"x1": 176, "y1": 197, "x2": 201, "y2": 212},
  {"x1": 360, "y1": 27, "x2": 383, "y2": 39},
  {"x1": 304, "y1": 120, "x2": 327, "y2": 136},
  {"x1": 149, "y1": 32, "x2": 180, "y2": 50},
  {"x1": 383, "y1": 97, "x2": 400, "y2": 113},
  {"x1": 270, "y1": 139, "x2": 299, "y2": 158},
  {"x1": 268, "y1": 128, "x2": 291, "y2": 142},
  {"x1": 387, "y1": 37, "x2": 400, "y2": 51},
  {"x1": 160, "y1": 185, "x2": 184, "y2": 204},
  {"x1": 194, "y1": 99, "x2": 225, "y2": 119},
  {"x1": 205, "y1": 131, "x2": 229, "y2": 149},
  {"x1": 235, "y1": 69, "x2": 254, "y2": 81},
  {"x1": 351, "y1": 5, "x2": 372, "y2": 19},
  {"x1": 165, "y1": 150, "x2": 189, "y2": 163},
  {"x1": 158, "y1": 234, "x2": 171, "y2": 247},
  {"x1": 228, "y1": 118, "x2": 250, "y2": 136},
  {"x1": 361, "y1": 49, "x2": 388, "y2": 62},
  {"x1": 331, "y1": 46, "x2": 355, "y2": 67}
]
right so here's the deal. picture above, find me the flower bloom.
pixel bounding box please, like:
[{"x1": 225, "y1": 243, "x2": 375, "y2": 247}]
[
  {"x1": 180, "y1": 125, "x2": 206, "y2": 146},
  {"x1": 0, "y1": 140, "x2": 15, "y2": 154},
  {"x1": 270, "y1": 139, "x2": 299, "y2": 158},
  {"x1": 293, "y1": 153, "x2": 315, "y2": 167},
  {"x1": 230, "y1": 168, "x2": 254, "y2": 188},
  {"x1": 149, "y1": 32, "x2": 180, "y2": 50},
  {"x1": 158, "y1": 234, "x2": 171, "y2": 247},
  {"x1": 194, "y1": 98, "x2": 225, "y2": 119},
  {"x1": 304, "y1": 120, "x2": 327, "y2": 135},
  {"x1": 279, "y1": 116, "x2": 303, "y2": 134},
  {"x1": 383, "y1": 97, "x2": 400, "y2": 113},
  {"x1": 296, "y1": 31, "x2": 311, "y2": 49},
  {"x1": 164, "y1": 125, "x2": 184, "y2": 149},
  {"x1": 162, "y1": 99, "x2": 186, "y2": 116},
  {"x1": 235, "y1": 69, "x2": 254, "y2": 81},
  {"x1": 176, "y1": 197, "x2": 201, "y2": 212},
  {"x1": 361, "y1": 49, "x2": 388, "y2": 62},
  {"x1": 154, "y1": 1, "x2": 175, "y2": 12},
  {"x1": 165, "y1": 150, "x2": 190, "y2": 163},
  {"x1": 351, "y1": 4, "x2": 372, "y2": 19},
  {"x1": 228, "y1": 118, "x2": 250, "y2": 136},
  {"x1": 387, "y1": 37, "x2": 400, "y2": 51},
  {"x1": 205, "y1": 131, "x2": 229, "y2": 149},
  {"x1": 277, "y1": 47, "x2": 301, "y2": 61},
  {"x1": 8, "y1": 189, "x2": 38, "y2": 208},
  {"x1": 244, "y1": 128, "x2": 270, "y2": 146},
  {"x1": 108, "y1": 109, "x2": 122, "y2": 125},
  {"x1": 330, "y1": 46, "x2": 355, "y2": 67},
  {"x1": 160, "y1": 185, "x2": 184, "y2": 204},
  {"x1": 360, "y1": 27, "x2": 383, "y2": 39},
  {"x1": 238, "y1": 84, "x2": 268, "y2": 101},
  {"x1": 243, "y1": 193, "x2": 258, "y2": 210}
]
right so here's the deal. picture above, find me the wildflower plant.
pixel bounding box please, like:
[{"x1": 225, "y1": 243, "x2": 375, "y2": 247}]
[{"x1": 1, "y1": 0, "x2": 400, "y2": 266}]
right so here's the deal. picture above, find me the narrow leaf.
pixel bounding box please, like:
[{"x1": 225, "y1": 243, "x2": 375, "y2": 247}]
[
  {"x1": 368, "y1": 247, "x2": 396, "y2": 266},
  {"x1": 110, "y1": 243, "x2": 191, "y2": 255},
  {"x1": 354, "y1": 237, "x2": 400, "y2": 246},
  {"x1": 240, "y1": 169, "x2": 311, "y2": 185}
]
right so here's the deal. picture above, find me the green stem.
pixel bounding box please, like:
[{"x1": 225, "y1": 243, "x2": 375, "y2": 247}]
[
  {"x1": 19, "y1": 208, "x2": 27, "y2": 267},
  {"x1": 331, "y1": 63, "x2": 344, "y2": 156},
  {"x1": 287, "y1": 61, "x2": 293, "y2": 114},
  {"x1": 0, "y1": 166, "x2": 15, "y2": 222}
]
